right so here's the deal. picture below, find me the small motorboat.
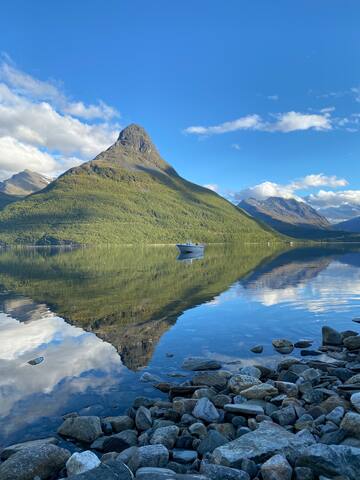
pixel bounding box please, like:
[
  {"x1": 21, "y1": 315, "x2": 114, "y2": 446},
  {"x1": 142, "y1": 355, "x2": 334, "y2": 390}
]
[{"x1": 176, "y1": 242, "x2": 205, "y2": 254}]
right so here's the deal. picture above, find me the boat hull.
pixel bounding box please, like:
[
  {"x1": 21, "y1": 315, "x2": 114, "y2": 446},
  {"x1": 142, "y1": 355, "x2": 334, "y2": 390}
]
[{"x1": 176, "y1": 244, "x2": 205, "y2": 254}]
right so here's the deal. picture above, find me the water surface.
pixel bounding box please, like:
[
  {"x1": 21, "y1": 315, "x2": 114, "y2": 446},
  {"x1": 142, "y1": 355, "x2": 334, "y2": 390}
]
[{"x1": 0, "y1": 244, "x2": 359, "y2": 446}]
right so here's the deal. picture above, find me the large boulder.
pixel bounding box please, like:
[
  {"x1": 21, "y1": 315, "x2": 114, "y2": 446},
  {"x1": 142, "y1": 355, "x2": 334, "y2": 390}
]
[
  {"x1": 66, "y1": 451, "x2": 101, "y2": 475},
  {"x1": 0, "y1": 437, "x2": 58, "y2": 461},
  {"x1": 212, "y1": 421, "x2": 315, "y2": 467},
  {"x1": 296, "y1": 444, "x2": 360, "y2": 480},
  {"x1": 322, "y1": 326, "x2": 342, "y2": 346},
  {"x1": 182, "y1": 357, "x2": 222, "y2": 371},
  {"x1": 58, "y1": 416, "x2": 103, "y2": 443},
  {"x1": 0, "y1": 444, "x2": 70, "y2": 480}
]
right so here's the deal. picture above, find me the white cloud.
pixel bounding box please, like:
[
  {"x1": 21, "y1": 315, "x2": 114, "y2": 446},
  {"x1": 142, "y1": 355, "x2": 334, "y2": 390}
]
[
  {"x1": 307, "y1": 189, "x2": 360, "y2": 208},
  {"x1": 184, "y1": 111, "x2": 332, "y2": 136},
  {"x1": 233, "y1": 173, "x2": 348, "y2": 203},
  {"x1": 0, "y1": 59, "x2": 121, "y2": 177},
  {"x1": 204, "y1": 183, "x2": 219, "y2": 192}
]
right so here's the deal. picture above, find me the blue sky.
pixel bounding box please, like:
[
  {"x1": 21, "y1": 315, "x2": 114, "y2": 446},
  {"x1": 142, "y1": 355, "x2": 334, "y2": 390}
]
[{"x1": 0, "y1": 0, "x2": 359, "y2": 211}]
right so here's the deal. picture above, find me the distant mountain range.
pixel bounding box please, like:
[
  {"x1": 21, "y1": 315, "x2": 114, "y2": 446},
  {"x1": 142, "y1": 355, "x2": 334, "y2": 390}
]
[
  {"x1": 0, "y1": 170, "x2": 51, "y2": 196},
  {"x1": 238, "y1": 196, "x2": 332, "y2": 238},
  {"x1": 333, "y1": 216, "x2": 360, "y2": 233},
  {"x1": 0, "y1": 124, "x2": 278, "y2": 245},
  {"x1": 315, "y1": 204, "x2": 360, "y2": 224}
]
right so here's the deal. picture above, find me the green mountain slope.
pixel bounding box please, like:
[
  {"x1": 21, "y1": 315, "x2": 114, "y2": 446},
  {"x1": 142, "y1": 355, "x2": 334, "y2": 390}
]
[{"x1": 0, "y1": 125, "x2": 279, "y2": 245}]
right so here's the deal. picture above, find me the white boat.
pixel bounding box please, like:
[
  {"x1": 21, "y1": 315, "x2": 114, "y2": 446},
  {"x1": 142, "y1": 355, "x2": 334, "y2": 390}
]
[{"x1": 176, "y1": 242, "x2": 205, "y2": 254}]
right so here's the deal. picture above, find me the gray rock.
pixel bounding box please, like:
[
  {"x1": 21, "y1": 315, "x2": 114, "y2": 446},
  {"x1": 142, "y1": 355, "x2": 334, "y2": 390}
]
[
  {"x1": 224, "y1": 403, "x2": 264, "y2": 416},
  {"x1": 140, "y1": 372, "x2": 162, "y2": 383},
  {"x1": 172, "y1": 449, "x2": 197, "y2": 464},
  {"x1": 200, "y1": 462, "x2": 250, "y2": 480},
  {"x1": 189, "y1": 422, "x2": 207, "y2": 438},
  {"x1": 193, "y1": 398, "x2": 220, "y2": 423},
  {"x1": 197, "y1": 430, "x2": 228, "y2": 455},
  {"x1": 274, "y1": 381, "x2": 299, "y2": 397},
  {"x1": 212, "y1": 421, "x2": 314, "y2": 467},
  {"x1": 182, "y1": 357, "x2": 222, "y2": 371},
  {"x1": 0, "y1": 444, "x2": 70, "y2": 480},
  {"x1": 67, "y1": 459, "x2": 133, "y2": 479},
  {"x1": 294, "y1": 340, "x2": 313, "y2": 349},
  {"x1": 240, "y1": 383, "x2": 278, "y2": 400},
  {"x1": 66, "y1": 451, "x2": 101, "y2": 476},
  {"x1": 261, "y1": 454, "x2": 292, "y2": 480},
  {"x1": 135, "y1": 467, "x2": 176, "y2": 479},
  {"x1": 239, "y1": 366, "x2": 261, "y2": 379},
  {"x1": 322, "y1": 326, "x2": 342, "y2": 346},
  {"x1": 58, "y1": 416, "x2": 103, "y2": 443},
  {"x1": 213, "y1": 394, "x2": 232, "y2": 408},
  {"x1": 228, "y1": 375, "x2": 261, "y2": 394},
  {"x1": 136, "y1": 406, "x2": 153, "y2": 431},
  {"x1": 192, "y1": 371, "x2": 231, "y2": 389},
  {"x1": 294, "y1": 466, "x2": 314, "y2": 480},
  {"x1": 104, "y1": 416, "x2": 134, "y2": 433},
  {"x1": 150, "y1": 425, "x2": 179, "y2": 449},
  {"x1": 0, "y1": 437, "x2": 58, "y2": 461},
  {"x1": 250, "y1": 345, "x2": 263, "y2": 354},
  {"x1": 344, "y1": 335, "x2": 360, "y2": 350},
  {"x1": 296, "y1": 444, "x2": 360, "y2": 480},
  {"x1": 272, "y1": 339, "x2": 294, "y2": 354},
  {"x1": 271, "y1": 406, "x2": 297, "y2": 426},
  {"x1": 325, "y1": 406, "x2": 345, "y2": 425},
  {"x1": 340, "y1": 411, "x2": 360, "y2": 437},
  {"x1": 101, "y1": 430, "x2": 138, "y2": 453},
  {"x1": 351, "y1": 392, "x2": 360, "y2": 413},
  {"x1": 128, "y1": 444, "x2": 169, "y2": 472},
  {"x1": 117, "y1": 446, "x2": 139, "y2": 464}
]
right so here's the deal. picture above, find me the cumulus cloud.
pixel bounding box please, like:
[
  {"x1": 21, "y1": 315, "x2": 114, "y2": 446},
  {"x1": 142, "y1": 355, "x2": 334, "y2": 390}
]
[
  {"x1": 0, "y1": 59, "x2": 121, "y2": 178},
  {"x1": 232, "y1": 174, "x2": 348, "y2": 203},
  {"x1": 307, "y1": 189, "x2": 360, "y2": 208},
  {"x1": 184, "y1": 111, "x2": 332, "y2": 136}
]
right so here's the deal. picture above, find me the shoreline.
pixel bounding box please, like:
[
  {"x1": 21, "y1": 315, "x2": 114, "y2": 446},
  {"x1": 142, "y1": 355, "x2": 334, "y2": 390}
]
[{"x1": 0, "y1": 324, "x2": 360, "y2": 479}]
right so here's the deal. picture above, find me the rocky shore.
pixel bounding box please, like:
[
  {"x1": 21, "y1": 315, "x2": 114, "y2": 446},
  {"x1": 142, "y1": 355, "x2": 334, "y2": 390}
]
[{"x1": 1, "y1": 324, "x2": 360, "y2": 480}]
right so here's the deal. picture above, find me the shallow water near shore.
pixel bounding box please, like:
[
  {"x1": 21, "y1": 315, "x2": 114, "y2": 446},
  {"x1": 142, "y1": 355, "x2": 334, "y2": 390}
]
[{"x1": 0, "y1": 243, "x2": 360, "y2": 446}]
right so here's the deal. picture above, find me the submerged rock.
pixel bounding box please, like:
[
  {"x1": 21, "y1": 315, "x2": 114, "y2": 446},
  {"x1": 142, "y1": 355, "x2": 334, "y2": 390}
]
[
  {"x1": 272, "y1": 339, "x2": 294, "y2": 354},
  {"x1": 250, "y1": 345, "x2": 263, "y2": 354},
  {"x1": 181, "y1": 357, "x2": 222, "y2": 371},
  {"x1": 322, "y1": 326, "x2": 342, "y2": 346}
]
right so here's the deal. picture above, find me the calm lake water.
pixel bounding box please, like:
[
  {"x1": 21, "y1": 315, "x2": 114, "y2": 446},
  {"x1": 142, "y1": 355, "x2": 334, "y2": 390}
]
[{"x1": 0, "y1": 244, "x2": 360, "y2": 446}]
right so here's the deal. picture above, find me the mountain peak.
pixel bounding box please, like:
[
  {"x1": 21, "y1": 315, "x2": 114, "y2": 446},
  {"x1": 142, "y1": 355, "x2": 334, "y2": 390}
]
[{"x1": 117, "y1": 124, "x2": 154, "y2": 154}]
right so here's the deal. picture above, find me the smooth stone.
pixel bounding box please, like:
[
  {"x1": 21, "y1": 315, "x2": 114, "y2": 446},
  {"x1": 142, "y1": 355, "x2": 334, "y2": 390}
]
[
  {"x1": 197, "y1": 430, "x2": 228, "y2": 456},
  {"x1": 224, "y1": 403, "x2": 264, "y2": 416},
  {"x1": 213, "y1": 394, "x2": 232, "y2": 408},
  {"x1": 212, "y1": 421, "x2": 315, "y2": 467},
  {"x1": 322, "y1": 326, "x2": 342, "y2": 346},
  {"x1": 104, "y1": 416, "x2": 134, "y2": 433},
  {"x1": 0, "y1": 437, "x2": 59, "y2": 461},
  {"x1": 192, "y1": 397, "x2": 220, "y2": 423},
  {"x1": 239, "y1": 366, "x2": 261, "y2": 379},
  {"x1": 250, "y1": 345, "x2": 263, "y2": 354},
  {"x1": 192, "y1": 371, "x2": 231, "y2": 389},
  {"x1": 296, "y1": 444, "x2": 360, "y2": 480},
  {"x1": 0, "y1": 444, "x2": 70, "y2": 480},
  {"x1": 228, "y1": 375, "x2": 261, "y2": 394},
  {"x1": 351, "y1": 392, "x2": 360, "y2": 413},
  {"x1": 128, "y1": 444, "x2": 169, "y2": 472},
  {"x1": 261, "y1": 454, "x2": 292, "y2": 480},
  {"x1": 182, "y1": 357, "x2": 222, "y2": 371},
  {"x1": 240, "y1": 383, "x2": 278, "y2": 400},
  {"x1": 344, "y1": 335, "x2": 360, "y2": 350},
  {"x1": 172, "y1": 449, "x2": 197, "y2": 464},
  {"x1": 135, "y1": 467, "x2": 176, "y2": 479},
  {"x1": 58, "y1": 416, "x2": 103, "y2": 443},
  {"x1": 340, "y1": 411, "x2": 360, "y2": 437},
  {"x1": 200, "y1": 461, "x2": 250, "y2": 480},
  {"x1": 102, "y1": 430, "x2": 138, "y2": 453},
  {"x1": 150, "y1": 425, "x2": 179, "y2": 449},
  {"x1": 67, "y1": 459, "x2": 133, "y2": 479},
  {"x1": 294, "y1": 340, "x2": 313, "y2": 349},
  {"x1": 135, "y1": 406, "x2": 153, "y2": 431},
  {"x1": 140, "y1": 372, "x2": 162, "y2": 383},
  {"x1": 272, "y1": 339, "x2": 294, "y2": 354},
  {"x1": 66, "y1": 451, "x2": 101, "y2": 476}
]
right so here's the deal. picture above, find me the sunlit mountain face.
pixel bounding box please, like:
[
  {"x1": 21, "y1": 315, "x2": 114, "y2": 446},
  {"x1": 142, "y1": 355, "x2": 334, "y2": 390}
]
[{"x1": 0, "y1": 244, "x2": 359, "y2": 446}]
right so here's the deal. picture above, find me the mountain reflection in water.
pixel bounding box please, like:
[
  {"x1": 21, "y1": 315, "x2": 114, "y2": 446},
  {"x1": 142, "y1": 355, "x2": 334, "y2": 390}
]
[{"x1": 0, "y1": 244, "x2": 359, "y2": 445}]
